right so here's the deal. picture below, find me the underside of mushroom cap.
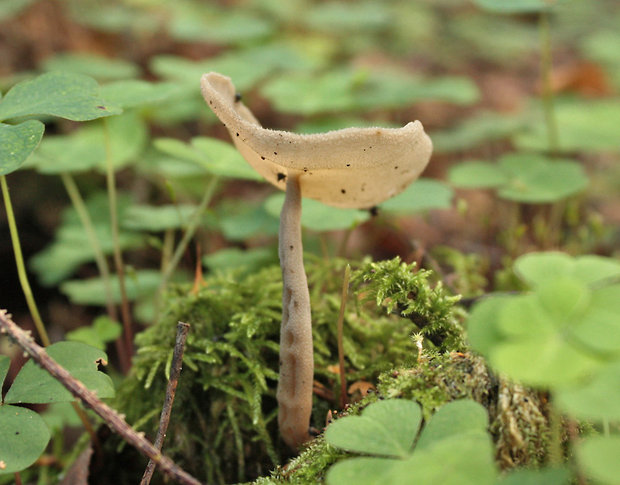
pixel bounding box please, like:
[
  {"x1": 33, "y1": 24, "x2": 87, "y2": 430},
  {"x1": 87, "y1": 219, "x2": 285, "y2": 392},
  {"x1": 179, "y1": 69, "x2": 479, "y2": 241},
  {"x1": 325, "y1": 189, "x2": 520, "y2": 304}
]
[{"x1": 201, "y1": 72, "x2": 433, "y2": 209}]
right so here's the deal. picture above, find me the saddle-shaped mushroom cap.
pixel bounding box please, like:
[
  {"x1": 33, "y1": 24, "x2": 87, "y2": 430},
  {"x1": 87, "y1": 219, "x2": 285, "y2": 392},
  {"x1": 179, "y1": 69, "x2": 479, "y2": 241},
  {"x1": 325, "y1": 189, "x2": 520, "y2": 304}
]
[{"x1": 200, "y1": 72, "x2": 433, "y2": 209}]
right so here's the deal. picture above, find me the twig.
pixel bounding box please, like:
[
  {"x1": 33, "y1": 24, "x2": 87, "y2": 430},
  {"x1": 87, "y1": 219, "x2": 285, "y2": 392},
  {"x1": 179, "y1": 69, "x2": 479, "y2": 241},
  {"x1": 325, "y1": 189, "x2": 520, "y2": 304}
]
[
  {"x1": 141, "y1": 322, "x2": 190, "y2": 485},
  {"x1": 337, "y1": 264, "x2": 351, "y2": 409},
  {"x1": 0, "y1": 310, "x2": 202, "y2": 485}
]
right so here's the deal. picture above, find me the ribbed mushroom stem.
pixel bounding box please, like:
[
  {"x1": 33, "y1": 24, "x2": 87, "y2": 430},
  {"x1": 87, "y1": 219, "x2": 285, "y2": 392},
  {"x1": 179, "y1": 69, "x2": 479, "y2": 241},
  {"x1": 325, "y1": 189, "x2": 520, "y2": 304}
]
[{"x1": 277, "y1": 172, "x2": 313, "y2": 450}]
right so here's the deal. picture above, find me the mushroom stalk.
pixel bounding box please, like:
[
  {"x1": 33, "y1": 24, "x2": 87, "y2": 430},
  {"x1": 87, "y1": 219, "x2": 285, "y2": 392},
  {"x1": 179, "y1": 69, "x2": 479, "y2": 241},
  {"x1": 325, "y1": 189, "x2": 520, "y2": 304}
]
[{"x1": 277, "y1": 172, "x2": 313, "y2": 450}]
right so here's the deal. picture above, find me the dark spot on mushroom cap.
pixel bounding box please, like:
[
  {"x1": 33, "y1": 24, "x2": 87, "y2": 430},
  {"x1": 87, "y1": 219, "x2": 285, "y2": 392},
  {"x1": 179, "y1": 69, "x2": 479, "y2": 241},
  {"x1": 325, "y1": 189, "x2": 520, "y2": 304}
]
[
  {"x1": 341, "y1": 189, "x2": 346, "y2": 194},
  {"x1": 394, "y1": 166, "x2": 398, "y2": 169},
  {"x1": 260, "y1": 155, "x2": 265, "y2": 160},
  {"x1": 369, "y1": 206, "x2": 379, "y2": 216},
  {"x1": 289, "y1": 245, "x2": 294, "y2": 250},
  {"x1": 234, "y1": 92, "x2": 242, "y2": 102},
  {"x1": 274, "y1": 151, "x2": 278, "y2": 155},
  {"x1": 277, "y1": 172, "x2": 286, "y2": 182},
  {"x1": 346, "y1": 163, "x2": 351, "y2": 167},
  {"x1": 236, "y1": 132, "x2": 240, "y2": 137},
  {"x1": 303, "y1": 167, "x2": 308, "y2": 172}
]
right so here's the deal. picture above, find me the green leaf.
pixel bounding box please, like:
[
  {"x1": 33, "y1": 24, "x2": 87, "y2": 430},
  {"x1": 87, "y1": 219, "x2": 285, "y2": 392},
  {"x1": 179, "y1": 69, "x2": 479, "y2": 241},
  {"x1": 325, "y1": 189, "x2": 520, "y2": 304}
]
[
  {"x1": 577, "y1": 436, "x2": 620, "y2": 485},
  {"x1": 569, "y1": 284, "x2": 620, "y2": 353},
  {"x1": 497, "y1": 467, "x2": 572, "y2": 485},
  {"x1": 66, "y1": 316, "x2": 122, "y2": 350},
  {"x1": 395, "y1": 432, "x2": 496, "y2": 485},
  {"x1": 0, "y1": 120, "x2": 44, "y2": 175},
  {"x1": 216, "y1": 201, "x2": 280, "y2": 241},
  {"x1": 203, "y1": 247, "x2": 278, "y2": 274},
  {"x1": 497, "y1": 154, "x2": 588, "y2": 203},
  {"x1": 325, "y1": 399, "x2": 422, "y2": 458},
  {"x1": 415, "y1": 400, "x2": 489, "y2": 451},
  {"x1": 515, "y1": 99, "x2": 620, "y2": 152},
  {"x1": 448, "y1": 161, "x2": 510, "y2": 188},
  {"x1": 121, "y1": 204, "x2": 197, "y2": 232},
  {"x1": 31, "y1": 111, "x2": 147, "y2": 174},
  {"x1": 466, "y1": 294, "x2": 513, "y2": 356},
  {"x1": 265, "y1": 193, "x2": 370, "y2": 232},
  {"x1": 61, "y1": 269, "x2": 161, "y2": 305},
  {"x1": 261, "y1": 68, "x2": 479, "y2": 116},
  {"x1": 168, "y1": 4, "x2": 274, "y2": 44},
  {"x1": 515, "y1": 252, "x2": 620, "y2": 288},
  {"x1": 556, "y1": 362, "x2": 620, "y2": 421},
  {"x1": 381, "y1": 179, "x2": 453, "y2": 213},
  {"x1": 304, "y1": 1, "x2": 391, "y2": 33},
  {"x1": 472, "y1": 0, "x2": 562, "y2": 13},
  {"x1": 0, "y1": 405, "x2": 50, "y2": 475},
  {"x1": 0, "y1": 72, "x2": 122, "y2": 121},
  {"x1": 41, "y1": 53, "x2": 140, "y2": 81},
  {"x1": 4, "y1": 341, "x2": 114, "y2": 404},
  {"x1": 433, "y1": 111, "x2": 528, "y2": 153},
  {"x1": 326, "y1": 457, "x2": 400, "y2": 485},
  {"x1": 100, "y1": 80, "x2": 181, "y2": 109},
  {"x1": 0, "y1": 354, "x2": 10, "y2": 388},
  {"x1": 154, "y1": 137, "x2": 261, "y2": 180},
  {"x1": 30, "y1": 193, "x2": 143, "y2": 286},
  {"x1": 0, "y1": 0, "x2": 36, "y2": 21}
]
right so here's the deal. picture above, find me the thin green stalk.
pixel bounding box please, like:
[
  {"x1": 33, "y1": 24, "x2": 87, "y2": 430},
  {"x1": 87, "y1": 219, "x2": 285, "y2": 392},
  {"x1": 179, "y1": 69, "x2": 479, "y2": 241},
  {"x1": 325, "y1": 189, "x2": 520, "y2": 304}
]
[
  {"x1": 59, "y1": 172, "x2": 129, "y2": 373},
  {"x1": 548, "y1": 396, "x2": 563, "y2": 465},
  {"x1": 159, "y1": 175, "x2": 219, "y2": 291},
  {"x1": 337, "y1": 264, "x2": 351, "y2": 409},
  {"x1": 102, "y1": 118, "x2": 134, "y2": 365},
  {"x1": 539, "y1": 10, "x2": 559, "y2": 154},
  {"x1": 1, "y1": 175, "x2": 50, "y2": 346}
]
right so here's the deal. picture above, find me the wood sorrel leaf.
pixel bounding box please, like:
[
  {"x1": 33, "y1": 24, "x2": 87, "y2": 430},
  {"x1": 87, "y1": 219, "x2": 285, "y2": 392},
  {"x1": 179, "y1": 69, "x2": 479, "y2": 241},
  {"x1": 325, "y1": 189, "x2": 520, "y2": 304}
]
[
  {"x1": 325, "y1": 399, "x2": 421, "y2": 458},
  {"x1": 0, "y1": 120, "x2": 44, "y2": 175},
  {"x1": 0, "y1": 405, "x2": 50, "y2": 475},
  {"x1": 577, "y1": 436, "x2": 620, "y2": 485},
  {"x1": 4, "y1": 341, "x2": 114, "y2": 404},
  {"x1": 0, "y1": 71, "x2": 121, "y2": 122},
  {"x1": 0, "y1": 354, "x2": 9, "y2": 388}
]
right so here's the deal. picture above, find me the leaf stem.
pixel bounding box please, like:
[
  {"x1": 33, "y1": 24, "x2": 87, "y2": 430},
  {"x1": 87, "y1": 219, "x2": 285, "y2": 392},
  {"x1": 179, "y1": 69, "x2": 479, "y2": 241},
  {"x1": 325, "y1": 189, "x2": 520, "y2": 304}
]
[
  {"x1": 539, "y1": 10, "x2": 559, "y2": 154},
  {"x1": 0, "y1": 175, "x2": 50, "y2": 346},
  {"x1": 337, "y1": 264, "x2": 351, "y2": 409},
  {"x1": 60, "y1": 172, "x2": 129, "y2": 374},
  {"x1": 102, "y1": 118, "x2": 134, "y2": 365},
  {"x1": 159, "y1": 176, "x2": 218, "y2": 292}
]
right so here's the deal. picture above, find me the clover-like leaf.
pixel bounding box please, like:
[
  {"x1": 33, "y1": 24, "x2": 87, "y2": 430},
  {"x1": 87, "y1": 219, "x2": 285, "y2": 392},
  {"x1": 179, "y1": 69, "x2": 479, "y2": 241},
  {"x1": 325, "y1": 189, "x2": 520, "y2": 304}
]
[
  {"x1": 0, "y1": 72, "x2": 121, "y2": 122},
  {"x1": 0, "y1": 354, "x2": 10, "y2": 388},
  {"x1": 265, "y1": 193, "x2": 370, "y2": 232},
  {"x1": 66, "y1": 316, "x2": 122, "y2": 351},
  {"x1": 42, "y1": 53, "x2": 140, "y2": 81},
  {"x1": 325, "y1": 399, "x2": 422, "y2": 458},
  {"x1": 556, "y1": 361, "x2": 620, "y2": 421},
  {"x1": 4, "y1": 341, "x2": 114, "y2": 404},
  {"x1": 415, "y1": 399, "x2": 489, "y2": 450},
  {"x1": 497, "y1": 467, "x2": 572, "y2": 485},
  {"x1": 380, "y1": 179, "x2": 453, "y2": 213},
  {"x1": 100, "y1": 80, "x2": 181, "y2": 109},
  {"x1": 0, "y1": 120, "x2": 45, "y2": 175},
  {"x1": 472, "y1": 0, "x2": 563, "y2": 13},
  {"x1": 515, "y1": 252, "x2": 620, "y2": 288},
  {"x1": 61, "y1": 270, "x2": 160, "y2": 306},
  {"x1": 121, "y1": 204, "x2": 197, "y2": 232},
  {"x1": 577, "y1": 436, "x2": 620, "y2": 485},
  {"x1": 0, "y1": 405, "x2": 51, "y2": 475},
  {"x1": 449, "y1": 154, "x2": 588, "y2": 203},
  {"x1": 154, "y1": 136, "x2": 261, "y2": 180}
]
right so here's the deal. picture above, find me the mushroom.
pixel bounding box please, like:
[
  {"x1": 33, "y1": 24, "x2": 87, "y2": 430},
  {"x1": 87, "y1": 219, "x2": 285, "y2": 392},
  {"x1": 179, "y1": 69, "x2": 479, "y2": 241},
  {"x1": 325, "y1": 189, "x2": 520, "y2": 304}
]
[{"x1": 200, "y1": 72, "x2": 433, "y2": 450}]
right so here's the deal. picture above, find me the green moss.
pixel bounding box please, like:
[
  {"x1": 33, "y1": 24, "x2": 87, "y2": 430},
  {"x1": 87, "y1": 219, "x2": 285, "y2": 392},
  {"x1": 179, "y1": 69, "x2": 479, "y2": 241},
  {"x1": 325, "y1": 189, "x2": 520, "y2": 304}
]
[
  {"x1": 255, "y1": 353, "x2": 549, "y2": 484},
  {"x1": 109, "y1": 256, "x2": 462, "y2": 484}
]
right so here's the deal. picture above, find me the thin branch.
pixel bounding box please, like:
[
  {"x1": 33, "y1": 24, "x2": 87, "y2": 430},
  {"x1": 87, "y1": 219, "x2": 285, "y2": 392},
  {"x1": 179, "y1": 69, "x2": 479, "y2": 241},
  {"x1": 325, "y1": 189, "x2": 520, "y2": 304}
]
[
  {"x1": 141, "y1": 322, "x2": 190, "y2": 485},
  {"x1": 0, "y1": 310, "x2": 202, "y2": 485}
]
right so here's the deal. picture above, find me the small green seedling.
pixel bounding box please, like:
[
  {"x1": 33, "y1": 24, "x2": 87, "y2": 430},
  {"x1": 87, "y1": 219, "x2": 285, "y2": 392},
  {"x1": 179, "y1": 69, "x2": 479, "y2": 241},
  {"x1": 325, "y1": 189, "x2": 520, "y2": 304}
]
[
  {"x1": 0, "y1": 342, "x2": 114, "y2": 475},
  {"x1": 324, "y1": 398, "x2": 497, "y2": 485}
]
